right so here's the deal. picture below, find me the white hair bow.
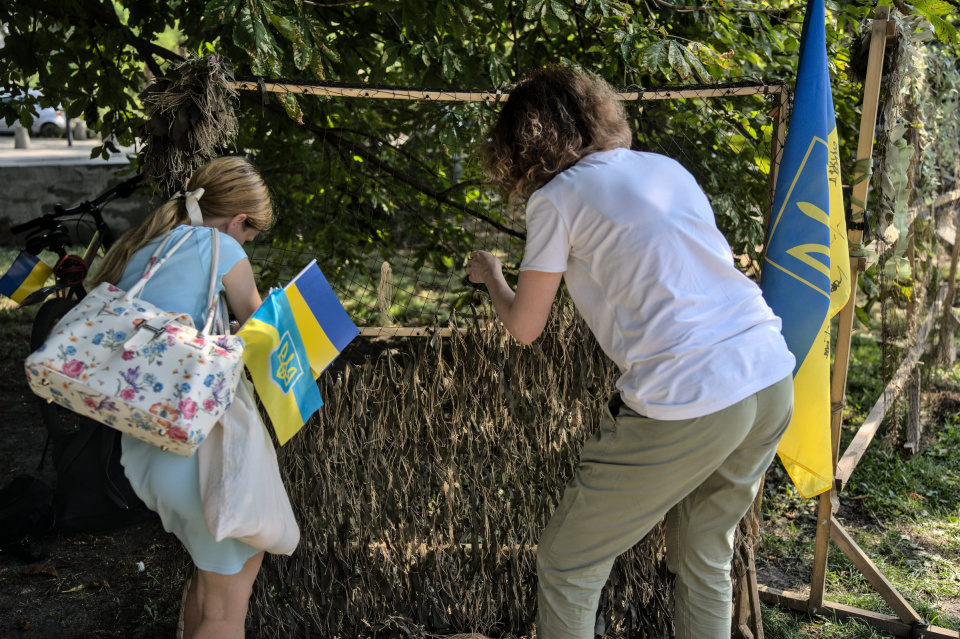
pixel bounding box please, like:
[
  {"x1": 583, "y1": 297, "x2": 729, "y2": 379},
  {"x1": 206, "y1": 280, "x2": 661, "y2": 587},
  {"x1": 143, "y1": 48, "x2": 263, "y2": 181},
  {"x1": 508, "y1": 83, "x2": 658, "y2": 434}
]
[{"x1": 169, "y1": 188, "x2": 206, "y2": 226}]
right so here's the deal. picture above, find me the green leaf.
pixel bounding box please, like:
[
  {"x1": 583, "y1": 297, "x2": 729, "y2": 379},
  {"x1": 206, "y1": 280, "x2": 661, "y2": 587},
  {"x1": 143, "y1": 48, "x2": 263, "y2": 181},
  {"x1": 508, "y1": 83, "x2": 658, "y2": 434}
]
[
  {"x1": 666, "y1": 41, "x2": 689, "y2": 79},
  {"x1": 441, "y1": 48, "x2": 457, "y2": 81},
  {"x1": 640, "y1": 40, "x2": 670, "y2": 74},
  {"x1": 278, "y1": 93, "x2": 303, "y2": 123},
  {"x1": 911, "y1": 0, "x2": 954, "y2": 16},
  {"x1": 926, "y1": 14, "x2": 960, "y2": 44},
  {"x1": 523, "y1": 0, "x2": 545, "y2": 20},
  {"x1": 203, "y1": 0, "x2": 241, "y2": 25},
  {"x1": 680, "y1": 44, "x2": 712, "y2": 82},
  {"x1": 233, "y1": 3, "x2": 259, "y2": 48},
  {"x1": 550, "y1": 0, "x2": 570, "y2": 22},
  {"x1": 541, "y1": 12, "x2": 561, "y2": 35}
]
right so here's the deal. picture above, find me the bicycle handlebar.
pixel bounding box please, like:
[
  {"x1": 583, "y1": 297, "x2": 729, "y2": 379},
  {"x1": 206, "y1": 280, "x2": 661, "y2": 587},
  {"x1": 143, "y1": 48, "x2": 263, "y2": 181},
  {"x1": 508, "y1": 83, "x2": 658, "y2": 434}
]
[{"x1": 10, "y1": 173, "x2": 145, "y2": 235}]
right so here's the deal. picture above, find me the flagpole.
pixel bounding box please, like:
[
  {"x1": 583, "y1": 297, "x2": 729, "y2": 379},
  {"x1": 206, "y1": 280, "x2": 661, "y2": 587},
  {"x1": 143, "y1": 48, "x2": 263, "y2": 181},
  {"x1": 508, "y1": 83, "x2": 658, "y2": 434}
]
[{"x1": 808, "y1": 4, "x2": 890, "y2": 613}]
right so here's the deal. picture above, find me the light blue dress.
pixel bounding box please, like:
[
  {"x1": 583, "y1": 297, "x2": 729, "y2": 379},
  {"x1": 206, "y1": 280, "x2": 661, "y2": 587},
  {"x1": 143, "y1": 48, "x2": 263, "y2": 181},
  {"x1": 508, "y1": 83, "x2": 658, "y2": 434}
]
[{"x1": 117, "y1": 225, "x2": 261, "y2": 575}]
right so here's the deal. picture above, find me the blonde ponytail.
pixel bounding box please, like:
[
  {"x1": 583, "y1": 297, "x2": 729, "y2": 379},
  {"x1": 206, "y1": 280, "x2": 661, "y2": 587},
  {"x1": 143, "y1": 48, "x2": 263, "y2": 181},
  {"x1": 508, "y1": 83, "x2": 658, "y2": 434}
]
[
  {"x1": 92, "y1": 200, "x2": 187, "y2": 286},
  {"x1": 91, "y1": 156, "x2": 274, "y2": 287}
]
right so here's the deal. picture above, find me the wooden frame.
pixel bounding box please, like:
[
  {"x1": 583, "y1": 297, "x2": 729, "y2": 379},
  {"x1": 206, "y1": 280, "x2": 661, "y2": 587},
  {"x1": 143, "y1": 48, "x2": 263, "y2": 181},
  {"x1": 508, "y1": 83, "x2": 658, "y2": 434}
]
[
  {"x1": 234, "y1": 51, "x2": 960, "y2": 636},
  {"x1": 756, "y1": 7, "x2": 960, "y2": 638}
]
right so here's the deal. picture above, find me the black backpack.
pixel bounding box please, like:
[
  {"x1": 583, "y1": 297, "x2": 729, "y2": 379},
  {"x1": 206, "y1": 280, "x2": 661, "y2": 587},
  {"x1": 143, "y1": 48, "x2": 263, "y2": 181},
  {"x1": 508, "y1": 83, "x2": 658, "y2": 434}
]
[
  {"x1": 0, "y1": 474, "x2": 56, "y2": 561},
  {"x1": 51, "y1": 422, "x2": 156, "y2": 533},
  {"x1": 30, "y1": 299, "x2": 155, "y2": 535}
]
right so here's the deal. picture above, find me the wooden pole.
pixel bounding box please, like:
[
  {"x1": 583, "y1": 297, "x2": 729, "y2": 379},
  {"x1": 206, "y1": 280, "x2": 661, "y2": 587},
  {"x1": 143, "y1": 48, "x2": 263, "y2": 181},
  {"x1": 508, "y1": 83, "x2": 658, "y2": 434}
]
[
  {"x1": 231, "y1": 80, "x2": 785, "y2": 103},
  {"x1": 808, "y1": 5, "x2": 891, "y2": 613}
]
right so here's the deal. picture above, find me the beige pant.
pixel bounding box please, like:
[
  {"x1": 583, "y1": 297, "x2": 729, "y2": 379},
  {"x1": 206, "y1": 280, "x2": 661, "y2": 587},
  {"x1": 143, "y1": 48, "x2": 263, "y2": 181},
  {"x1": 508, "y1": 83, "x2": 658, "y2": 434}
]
[{"x1": 536, "y1": 376, "x2": 793, "y2": 639}]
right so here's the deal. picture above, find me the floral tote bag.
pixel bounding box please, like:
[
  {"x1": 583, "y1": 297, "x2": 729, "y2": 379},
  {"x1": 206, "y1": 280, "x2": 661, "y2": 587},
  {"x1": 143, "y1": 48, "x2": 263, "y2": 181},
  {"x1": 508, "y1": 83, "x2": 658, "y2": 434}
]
[{"x1": 24, "y1": 227, "x2": 244, "y2": 456}]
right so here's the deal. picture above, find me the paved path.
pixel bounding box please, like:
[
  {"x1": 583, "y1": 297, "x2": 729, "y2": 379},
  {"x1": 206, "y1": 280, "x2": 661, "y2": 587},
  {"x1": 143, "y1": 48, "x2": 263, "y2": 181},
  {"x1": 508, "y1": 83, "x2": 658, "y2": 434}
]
[{"x1": 0, "y1": 135, "x2": 134, "y2": 167}]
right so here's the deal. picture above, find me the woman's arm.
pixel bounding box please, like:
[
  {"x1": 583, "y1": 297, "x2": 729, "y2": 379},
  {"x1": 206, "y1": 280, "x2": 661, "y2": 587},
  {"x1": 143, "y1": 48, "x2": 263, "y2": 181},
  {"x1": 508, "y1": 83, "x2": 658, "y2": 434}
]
[
  {"x1": 466, "y1": 250, "x2": 563, "y2": 345},
  {"x1": 221, "y1": 258, "x2": 262, "y2": 326}
]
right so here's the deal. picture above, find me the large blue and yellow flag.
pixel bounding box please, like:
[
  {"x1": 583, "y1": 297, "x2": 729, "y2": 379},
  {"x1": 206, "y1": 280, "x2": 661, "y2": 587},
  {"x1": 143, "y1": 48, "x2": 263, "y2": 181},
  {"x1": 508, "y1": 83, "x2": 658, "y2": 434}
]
[
  {"x1": 238, "y1": 289, "x2": 324, "y2": 445},
  {"x1": 285, "y1": 260, "x2": 359, "y2": 378},
  {"x1": 760, "y1": 0, "x2": 850, "y2": 499},
  {"x1": 0, "y1": 252, "x2": 52, "y2": 304}
]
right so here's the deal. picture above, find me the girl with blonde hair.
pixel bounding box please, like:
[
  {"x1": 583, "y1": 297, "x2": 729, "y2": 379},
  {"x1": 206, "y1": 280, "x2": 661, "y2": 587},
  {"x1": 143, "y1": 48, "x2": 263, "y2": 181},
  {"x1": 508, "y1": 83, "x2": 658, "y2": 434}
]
[{"x1": 96, "y1": 156, "x2": 273, "y2": 639}]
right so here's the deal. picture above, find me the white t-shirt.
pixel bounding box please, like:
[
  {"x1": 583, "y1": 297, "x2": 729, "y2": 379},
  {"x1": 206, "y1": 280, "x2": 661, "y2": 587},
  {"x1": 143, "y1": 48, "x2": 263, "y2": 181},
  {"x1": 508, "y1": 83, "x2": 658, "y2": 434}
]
[{"x1": 520, "y1": 148, "x2": 795, "y2": 420}]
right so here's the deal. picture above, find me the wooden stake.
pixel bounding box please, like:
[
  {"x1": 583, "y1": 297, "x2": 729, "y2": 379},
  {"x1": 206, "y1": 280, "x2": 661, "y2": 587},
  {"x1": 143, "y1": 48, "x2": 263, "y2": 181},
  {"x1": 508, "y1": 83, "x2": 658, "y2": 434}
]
[
  {"x1": 906, "y1": 367, "x2": 921, "y2": 454},
  {"x1": 937, "y1": 199, "x2": 960, "y2": 366}
]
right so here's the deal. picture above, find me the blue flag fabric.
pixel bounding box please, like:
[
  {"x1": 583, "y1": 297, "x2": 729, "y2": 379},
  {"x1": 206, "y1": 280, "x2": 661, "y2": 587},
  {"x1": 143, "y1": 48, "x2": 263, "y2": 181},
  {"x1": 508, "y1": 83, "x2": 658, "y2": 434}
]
[{"x1": 760, "y1": 0, "x2": 851, "y2": 498}]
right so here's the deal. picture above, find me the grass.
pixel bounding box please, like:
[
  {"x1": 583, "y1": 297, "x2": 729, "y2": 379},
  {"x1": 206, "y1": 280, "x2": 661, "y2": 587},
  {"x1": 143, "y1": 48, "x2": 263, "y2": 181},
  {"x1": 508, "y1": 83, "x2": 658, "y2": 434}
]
[{"x1": 759, "y1": 326, "x2": 960, "y2": 638}]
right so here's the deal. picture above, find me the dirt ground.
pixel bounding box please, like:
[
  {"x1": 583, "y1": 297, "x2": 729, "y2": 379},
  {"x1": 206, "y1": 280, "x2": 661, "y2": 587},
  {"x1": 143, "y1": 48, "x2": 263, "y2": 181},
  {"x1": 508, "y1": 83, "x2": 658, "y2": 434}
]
[{"x1": 0, "y1": 309, "x2": 190, "y2": 639}]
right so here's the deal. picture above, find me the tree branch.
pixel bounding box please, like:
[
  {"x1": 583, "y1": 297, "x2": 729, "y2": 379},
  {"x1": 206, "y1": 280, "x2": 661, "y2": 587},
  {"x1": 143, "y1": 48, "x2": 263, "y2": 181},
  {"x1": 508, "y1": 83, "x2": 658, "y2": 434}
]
[
  {"x1": 240, "y1": 94, "x2": 525, "y2": 240},
  {"x1": 302, "y1": 0, "x2": 369, "y2": 7},
  {"x1": 649, "y1": 0, "x2": 801, "y2": 15},
  {"x1": 18, "y1": 0, "x2": 185, "y2": 78}
]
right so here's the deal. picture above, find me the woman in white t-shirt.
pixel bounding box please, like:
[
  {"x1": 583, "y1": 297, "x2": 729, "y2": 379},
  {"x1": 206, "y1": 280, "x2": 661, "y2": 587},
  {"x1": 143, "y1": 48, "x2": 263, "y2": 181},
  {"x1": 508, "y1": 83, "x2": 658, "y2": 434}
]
[{"x1": 466, "y1": 67, "x2": 795, "y2": 639}]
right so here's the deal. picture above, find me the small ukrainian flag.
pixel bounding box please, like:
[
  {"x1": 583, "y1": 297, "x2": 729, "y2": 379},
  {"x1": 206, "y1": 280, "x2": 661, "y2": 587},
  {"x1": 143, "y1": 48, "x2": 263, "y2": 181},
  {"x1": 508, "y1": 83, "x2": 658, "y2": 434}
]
[
  {"x1": 0, "y1": 252, "x2": 53, "y2": 305},
  {"x1": 284, "y1": 260, "x2": 359, "y2": 378},
  {"x1": 238, "y1": 289, "x2": 324, "y2": 445}
]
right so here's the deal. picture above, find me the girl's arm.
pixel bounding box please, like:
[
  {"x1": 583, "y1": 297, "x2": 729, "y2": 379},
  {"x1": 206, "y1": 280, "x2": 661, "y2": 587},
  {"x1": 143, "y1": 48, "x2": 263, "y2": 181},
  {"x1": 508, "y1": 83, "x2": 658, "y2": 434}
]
[{"x1": 222, "y1": 258, "x2": 262, "y2": 326}]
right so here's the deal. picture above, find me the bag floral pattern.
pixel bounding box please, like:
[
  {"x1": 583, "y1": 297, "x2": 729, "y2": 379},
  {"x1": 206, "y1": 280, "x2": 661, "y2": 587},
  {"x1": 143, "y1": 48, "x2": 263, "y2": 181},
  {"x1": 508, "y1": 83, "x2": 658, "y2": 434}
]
[{"x1": 24, "y1": 228, "x2": 243, "y2": 457}]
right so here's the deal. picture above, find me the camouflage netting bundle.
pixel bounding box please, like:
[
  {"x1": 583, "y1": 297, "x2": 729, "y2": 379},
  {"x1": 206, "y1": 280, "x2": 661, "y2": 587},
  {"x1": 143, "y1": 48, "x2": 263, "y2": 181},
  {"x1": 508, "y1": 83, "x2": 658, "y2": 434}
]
[
  {"x1": 139, "y1": 55, "x2": 239, "y2": 195},
  {"x1": 251, "y1": 301, "x2": 679, "y2": 638}
]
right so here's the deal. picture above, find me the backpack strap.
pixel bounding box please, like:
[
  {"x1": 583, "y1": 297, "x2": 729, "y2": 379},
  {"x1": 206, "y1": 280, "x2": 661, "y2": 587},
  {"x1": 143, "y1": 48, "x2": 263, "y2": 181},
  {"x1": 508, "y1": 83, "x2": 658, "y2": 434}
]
[
  {"x1": 199, "y1": 228, "x2": 222, "y2": 336},
  {"x1": 123, "y1": 227, "x2": 198, "y2": 301}
]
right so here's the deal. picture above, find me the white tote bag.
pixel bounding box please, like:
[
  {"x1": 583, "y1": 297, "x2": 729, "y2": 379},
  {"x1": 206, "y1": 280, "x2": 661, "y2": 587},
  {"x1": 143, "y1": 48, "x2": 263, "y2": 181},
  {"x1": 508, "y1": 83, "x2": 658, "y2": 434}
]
[{"x1": 198, "y1": 373, "x2": 300, "y2": 555}]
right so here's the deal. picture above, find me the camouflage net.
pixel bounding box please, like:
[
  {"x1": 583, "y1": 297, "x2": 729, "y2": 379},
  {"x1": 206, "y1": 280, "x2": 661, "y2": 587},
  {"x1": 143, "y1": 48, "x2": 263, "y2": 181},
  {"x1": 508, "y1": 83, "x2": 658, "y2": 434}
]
[
  {"x1": 250, "y1": 299, "x2": 762, "y2": 638},
  {"x1": 251, "y1": 300, "x2": 683, "y2": 638}
]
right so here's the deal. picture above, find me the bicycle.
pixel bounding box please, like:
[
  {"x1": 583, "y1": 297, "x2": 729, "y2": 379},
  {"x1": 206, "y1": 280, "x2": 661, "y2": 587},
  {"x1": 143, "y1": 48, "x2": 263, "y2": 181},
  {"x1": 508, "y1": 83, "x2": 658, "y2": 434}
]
[{"x1": 10, "y1": 174, "x2": 155, "y2": 532}]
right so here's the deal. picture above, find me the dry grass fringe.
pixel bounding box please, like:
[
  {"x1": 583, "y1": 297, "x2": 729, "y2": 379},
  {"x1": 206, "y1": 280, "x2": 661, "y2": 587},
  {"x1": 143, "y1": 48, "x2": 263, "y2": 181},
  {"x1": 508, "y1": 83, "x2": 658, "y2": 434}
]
[{"x1": 253, "y1": 301, "x2": 755, "y2": 638}]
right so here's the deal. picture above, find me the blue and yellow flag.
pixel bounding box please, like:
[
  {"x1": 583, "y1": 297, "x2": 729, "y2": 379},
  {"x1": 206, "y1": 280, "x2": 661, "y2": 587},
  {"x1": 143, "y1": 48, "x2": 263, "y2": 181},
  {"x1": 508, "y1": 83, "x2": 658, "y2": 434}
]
[
  {"x1": 760, "y1": 0, "x2": 850, "y2": 499},
  {"x1": 285, "y1": 260, "x2": 359, "y2": 378},
  {"x1": 238, "y1": 289, "x2": 324, "y2": 445},
  {"x1": 0, "y1": 252, "x2": 53, "y2": 304}
]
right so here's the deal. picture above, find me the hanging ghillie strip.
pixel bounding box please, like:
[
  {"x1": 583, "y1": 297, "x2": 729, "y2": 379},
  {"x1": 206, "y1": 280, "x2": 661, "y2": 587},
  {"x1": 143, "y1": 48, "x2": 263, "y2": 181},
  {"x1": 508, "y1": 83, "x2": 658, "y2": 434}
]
[
  {"x1": 139, "y1": 55, "x2": 239, "y2": 195},
  {"x1": 251, "y1": 301, "x2": 689, "y2": 638}
]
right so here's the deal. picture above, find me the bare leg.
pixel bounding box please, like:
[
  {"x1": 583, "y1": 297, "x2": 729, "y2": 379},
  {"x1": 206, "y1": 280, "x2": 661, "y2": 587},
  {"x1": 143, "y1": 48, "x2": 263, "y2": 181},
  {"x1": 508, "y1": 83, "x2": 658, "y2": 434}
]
[
  {"x1": 182, "y1": 569, "x2": 199, "y2": 639},
  {"x1": 184, "y1": 552, "x2": 264, "y2": 639}
]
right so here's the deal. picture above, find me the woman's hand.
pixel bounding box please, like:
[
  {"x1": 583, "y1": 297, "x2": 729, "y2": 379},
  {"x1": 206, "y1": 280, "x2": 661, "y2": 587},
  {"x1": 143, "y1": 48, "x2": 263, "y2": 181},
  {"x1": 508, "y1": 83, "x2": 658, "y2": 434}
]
[{"x1": 466, "y1": 250, "x2": 503, "y2": 285}]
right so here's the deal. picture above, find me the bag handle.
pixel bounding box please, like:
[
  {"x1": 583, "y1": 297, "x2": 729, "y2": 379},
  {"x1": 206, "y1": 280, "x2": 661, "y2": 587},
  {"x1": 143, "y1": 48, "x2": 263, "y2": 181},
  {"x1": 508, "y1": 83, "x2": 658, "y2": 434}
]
[
  {"x1": 199, "y1": 228, "x2": 221, "y2": 336},
  {"x1": 123, "y1": 227, "x2": 198, "y2": 301}
]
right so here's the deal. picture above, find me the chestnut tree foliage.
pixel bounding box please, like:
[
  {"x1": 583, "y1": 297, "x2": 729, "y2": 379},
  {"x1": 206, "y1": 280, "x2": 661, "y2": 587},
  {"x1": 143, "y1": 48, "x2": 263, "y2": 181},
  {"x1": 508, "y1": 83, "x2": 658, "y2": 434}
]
[{"x1": 1, "y1": 0, "x2": 956, "y2": 296}]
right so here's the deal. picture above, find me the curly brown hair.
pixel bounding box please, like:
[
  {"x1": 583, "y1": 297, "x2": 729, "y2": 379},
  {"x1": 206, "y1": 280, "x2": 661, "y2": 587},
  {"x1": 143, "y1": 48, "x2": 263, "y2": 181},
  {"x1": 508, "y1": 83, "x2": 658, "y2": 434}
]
[{"x1": 484, "y1": 66, "x2": 632, "y2": 202}]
